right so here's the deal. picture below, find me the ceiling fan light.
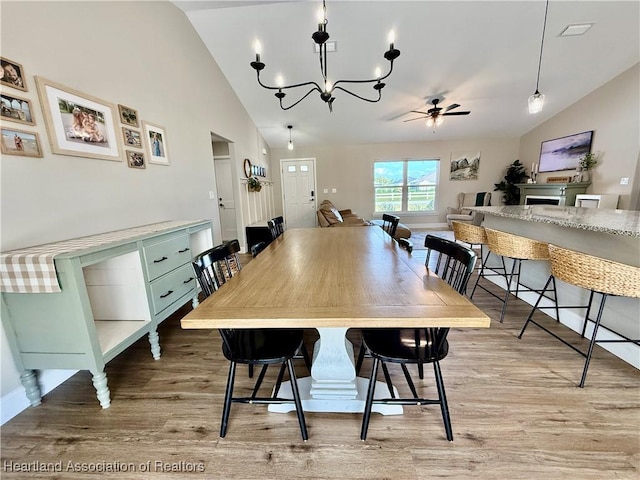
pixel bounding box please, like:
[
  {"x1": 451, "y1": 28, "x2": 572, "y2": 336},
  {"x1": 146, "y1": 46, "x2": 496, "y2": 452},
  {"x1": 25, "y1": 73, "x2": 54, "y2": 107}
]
[
  {"x1": 528, "y1": 91, "x2": 545, "y2": 114},
  {"x1": 435, "y1": 115, "x2": 445, "y2": 126},
  {"x1": 425, "y1": 117, "x2": 434, "y2": 128}
]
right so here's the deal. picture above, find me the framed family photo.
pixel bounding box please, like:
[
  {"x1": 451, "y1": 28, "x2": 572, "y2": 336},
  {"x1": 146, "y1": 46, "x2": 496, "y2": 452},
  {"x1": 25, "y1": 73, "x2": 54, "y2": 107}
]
[
  {"x1": 122, "y1": 127, "x2": 142, "y2": 148},
  {"x1": 1, "y1": 127, "x2": 43, "y2": 158},
  {"x1": 35, "y1": 76, "x2": 122, "y2": 162},
  {"x1": 118, "y1": 104, "x2": 139, "y2": 127},
  {"x1": 143, "y1": 121, "x2": 169, "y2": 165},
  {"x1": 1, "y1": 57, "x2": 27, "y2": 92},
  {"x1": 1, "y1": 93, "x2": 35, "y2": 125},
  {"x1": 126, "y1": 150, "x2": 146, "y2": 169}
]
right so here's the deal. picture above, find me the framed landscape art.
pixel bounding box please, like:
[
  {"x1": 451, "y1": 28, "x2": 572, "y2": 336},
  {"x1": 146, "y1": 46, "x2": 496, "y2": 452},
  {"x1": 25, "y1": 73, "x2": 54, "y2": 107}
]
[
  {"x1": 1, "y1": 127, "x2": 43, "y2": 158},
  {"x1": 1, "y1": 93, "x2": 35, "y2": 125},
  {"x1": 35, "y1": 76, "x2": 122, "y2": 162},
  {"x1": 143, "y1": 121, "x2": 169, "y2": 165}
]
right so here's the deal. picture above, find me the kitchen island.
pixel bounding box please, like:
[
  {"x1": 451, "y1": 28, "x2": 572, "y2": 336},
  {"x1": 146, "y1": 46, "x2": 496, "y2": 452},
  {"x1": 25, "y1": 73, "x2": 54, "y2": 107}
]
[{"x1": 471, "y1": 205, "x2": 639, "y2": 369}]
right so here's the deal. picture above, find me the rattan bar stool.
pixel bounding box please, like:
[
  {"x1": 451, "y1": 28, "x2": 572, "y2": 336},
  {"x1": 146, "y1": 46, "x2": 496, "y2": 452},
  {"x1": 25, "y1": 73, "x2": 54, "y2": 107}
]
[
  {"x1": 484, "y1": 228, "x2": 559, "y2": 323},
  {"x1": 451, "y1": 221, "x2": 504, "y2": 299},
  {"x1": 519, "y1": 245, "x2": 640, "y2": 387}
]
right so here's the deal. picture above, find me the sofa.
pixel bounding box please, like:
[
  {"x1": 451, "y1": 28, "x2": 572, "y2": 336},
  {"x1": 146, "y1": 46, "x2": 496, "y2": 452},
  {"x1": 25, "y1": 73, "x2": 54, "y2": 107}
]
[{"x1": 317, "y1": 200, "x2": 411, "y2": 239}]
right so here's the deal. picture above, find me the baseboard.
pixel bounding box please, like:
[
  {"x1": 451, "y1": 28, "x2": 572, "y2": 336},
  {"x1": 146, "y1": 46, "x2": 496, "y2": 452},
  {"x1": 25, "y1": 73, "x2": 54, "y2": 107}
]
[
  {"x1": 1, "y1": 369, "x2": 77, "y2": 425},
  {"x1": 482, "y1": 269, "x2": 640, "y2": 370},
  {"x1": 406, "y1": 222, "x2": 449, "y2": 229}
]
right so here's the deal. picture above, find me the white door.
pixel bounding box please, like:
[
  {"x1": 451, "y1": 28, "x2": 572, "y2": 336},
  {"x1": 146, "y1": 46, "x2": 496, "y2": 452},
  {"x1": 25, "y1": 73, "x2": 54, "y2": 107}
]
[
  {"x1": 281, "y1": 158, "x2": 317, "y2": 229},
  {"x1": 214, "y1": 157, "x2": 237, "y2": 241}
]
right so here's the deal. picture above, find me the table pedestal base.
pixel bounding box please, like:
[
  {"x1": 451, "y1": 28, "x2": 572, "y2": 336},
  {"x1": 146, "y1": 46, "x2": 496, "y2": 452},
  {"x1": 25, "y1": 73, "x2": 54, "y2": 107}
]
[{"x1": 268, "y1": 377, "x2": 403, "y2": 415}]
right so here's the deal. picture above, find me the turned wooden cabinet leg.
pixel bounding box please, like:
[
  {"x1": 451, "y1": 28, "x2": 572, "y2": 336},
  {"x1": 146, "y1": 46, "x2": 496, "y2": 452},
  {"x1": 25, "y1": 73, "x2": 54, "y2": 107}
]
[
  {"x1": 148, "y1": 330, "x2": 161, "y2": 360},
  {"x1": 20, "y1": 370, "x2": 42, "y2": 407},
  {"x1": 91, "y1": 371, "x2": 111, "y2": 409}
]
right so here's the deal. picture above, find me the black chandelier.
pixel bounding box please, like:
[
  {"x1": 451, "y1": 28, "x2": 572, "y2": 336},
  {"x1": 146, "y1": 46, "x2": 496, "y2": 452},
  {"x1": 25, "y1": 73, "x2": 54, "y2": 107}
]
[{"x1": 250, "y1": 0, "x2": 400, "y2": 112}]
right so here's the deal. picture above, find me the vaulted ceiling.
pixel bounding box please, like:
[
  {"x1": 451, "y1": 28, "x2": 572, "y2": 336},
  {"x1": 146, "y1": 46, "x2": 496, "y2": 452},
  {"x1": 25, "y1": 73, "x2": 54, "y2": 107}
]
[{"x1": 174, "y1": 1, "x2": 639, "y2": 149}]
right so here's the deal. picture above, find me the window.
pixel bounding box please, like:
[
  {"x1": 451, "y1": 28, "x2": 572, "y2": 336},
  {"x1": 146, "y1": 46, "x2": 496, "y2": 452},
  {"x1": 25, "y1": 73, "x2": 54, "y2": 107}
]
[{"x1": 374, "y1": 159, "x2": 439, "y2": 213}]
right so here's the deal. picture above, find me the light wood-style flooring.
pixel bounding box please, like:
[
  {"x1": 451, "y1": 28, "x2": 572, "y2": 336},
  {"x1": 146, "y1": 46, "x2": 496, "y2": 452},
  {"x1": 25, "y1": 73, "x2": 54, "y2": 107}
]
[{"x1": 1, "y1": 250, "x2": 638, "y2": 479}]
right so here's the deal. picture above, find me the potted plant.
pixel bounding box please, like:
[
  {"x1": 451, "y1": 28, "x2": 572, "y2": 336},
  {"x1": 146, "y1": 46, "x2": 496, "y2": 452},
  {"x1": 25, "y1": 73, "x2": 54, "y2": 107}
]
[
  {"x1": 247, "y1": 176, "x2": 262, "y2": 192},
  {"x1": 493, "y1": 159, "x2": 529, "y2": 205},
  {"x1": 578, "y1": 152, "x2": 598, "y2": 182}
]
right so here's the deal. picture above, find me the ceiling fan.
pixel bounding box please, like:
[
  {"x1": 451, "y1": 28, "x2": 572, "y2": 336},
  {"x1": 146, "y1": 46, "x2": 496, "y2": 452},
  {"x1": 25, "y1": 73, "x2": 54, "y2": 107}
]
[{"x1": 403, "y1": 98, "x2": 470, "y2": 128}]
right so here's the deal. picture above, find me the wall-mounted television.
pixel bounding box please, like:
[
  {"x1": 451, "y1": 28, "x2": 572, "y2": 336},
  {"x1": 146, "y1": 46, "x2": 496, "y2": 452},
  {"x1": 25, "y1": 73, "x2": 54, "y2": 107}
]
[{"x1": 538, "y1": 130, "x2": 593, "y2": 173}]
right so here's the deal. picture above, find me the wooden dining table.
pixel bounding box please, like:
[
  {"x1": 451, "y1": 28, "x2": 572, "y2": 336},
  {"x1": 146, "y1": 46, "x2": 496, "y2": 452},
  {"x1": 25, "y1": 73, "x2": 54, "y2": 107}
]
[{"x1": 181, "y1": 226, "x2": 490, "y2": 414}]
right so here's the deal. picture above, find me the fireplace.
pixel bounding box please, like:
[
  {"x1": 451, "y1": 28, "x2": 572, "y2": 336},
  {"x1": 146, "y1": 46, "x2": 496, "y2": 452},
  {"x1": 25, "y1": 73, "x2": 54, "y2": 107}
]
[{"x1": 525, "y1": 195, "x2": 561, "y2": 206}]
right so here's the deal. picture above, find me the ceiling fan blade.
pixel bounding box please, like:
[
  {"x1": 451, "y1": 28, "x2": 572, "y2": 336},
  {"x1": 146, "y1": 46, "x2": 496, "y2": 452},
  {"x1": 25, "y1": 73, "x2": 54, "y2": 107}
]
[
  {"x1": 442, "y1": 111, "x2": 470, "y2": 116},
  {"x1": 403, "y1": 116, "x2": 428, "y2": 122},
  {"x1": 410, "y1": 110, "x2": 429, "y2": 115},
  {"x1": 445, "y1": 103, "x2": 460, "y2": 112}
]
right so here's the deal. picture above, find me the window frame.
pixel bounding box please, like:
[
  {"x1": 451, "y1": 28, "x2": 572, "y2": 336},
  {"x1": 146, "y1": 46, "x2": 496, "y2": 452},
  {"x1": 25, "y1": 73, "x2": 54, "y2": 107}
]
[{"x1": 373, "y1": 158, "x2": 440, "y2": 214}]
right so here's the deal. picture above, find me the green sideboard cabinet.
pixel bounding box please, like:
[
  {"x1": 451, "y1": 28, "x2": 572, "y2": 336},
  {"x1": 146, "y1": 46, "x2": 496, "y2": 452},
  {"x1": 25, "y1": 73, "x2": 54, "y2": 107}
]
[{"x1": 1, "y1": 220, "x2": 213, "y2": 409}]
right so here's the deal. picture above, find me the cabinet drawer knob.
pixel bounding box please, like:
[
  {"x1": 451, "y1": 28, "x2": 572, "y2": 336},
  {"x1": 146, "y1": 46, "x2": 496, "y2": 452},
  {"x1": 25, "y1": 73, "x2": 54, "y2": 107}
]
[
  {"x1": 153, "y1": 256, "x2": 168, "y2": 263},
  {"x1": 178, "y1": 248, "x2": 190, "y2": 253},
  {"x1": 183, "y1": 277, "x2": 194, "y2": 284},
  {"x1": 160, "y1": 290, "x2": 174, "y2": 298}
]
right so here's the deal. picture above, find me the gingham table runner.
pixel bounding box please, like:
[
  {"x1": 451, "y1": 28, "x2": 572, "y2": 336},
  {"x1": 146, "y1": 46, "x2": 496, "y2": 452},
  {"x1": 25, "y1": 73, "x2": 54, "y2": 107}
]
[{"x1": 1, "y1": 220, "x2": 205, "y2": 294}]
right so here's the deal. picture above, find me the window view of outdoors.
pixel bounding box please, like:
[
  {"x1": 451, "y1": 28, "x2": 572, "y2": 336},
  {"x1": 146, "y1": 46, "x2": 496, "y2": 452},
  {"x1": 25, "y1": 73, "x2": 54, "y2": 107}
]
[{"x1": 374, "y1": 160, "x2": 439, "y2": 212}]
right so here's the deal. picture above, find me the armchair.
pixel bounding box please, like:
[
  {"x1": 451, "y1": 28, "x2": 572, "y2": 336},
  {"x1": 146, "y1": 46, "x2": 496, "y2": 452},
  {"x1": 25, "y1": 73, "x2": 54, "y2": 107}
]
[{"x1": 446, "y1": 192, "x2": 491, "y2": 228}]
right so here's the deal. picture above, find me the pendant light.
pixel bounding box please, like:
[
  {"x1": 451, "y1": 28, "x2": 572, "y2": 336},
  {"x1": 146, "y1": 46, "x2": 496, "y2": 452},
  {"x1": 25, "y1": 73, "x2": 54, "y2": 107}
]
[
  {"x1": 287, "y1": 125, "x2": 294, "y2": 150},
  {"x1": 528, "y1": 0, "x2": 549, "y2": 114}
]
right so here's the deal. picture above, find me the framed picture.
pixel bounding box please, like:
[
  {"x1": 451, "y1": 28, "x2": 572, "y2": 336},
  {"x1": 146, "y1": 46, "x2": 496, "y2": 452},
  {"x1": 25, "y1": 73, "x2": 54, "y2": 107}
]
[
  {"x1": 118, "y1": 104, "x2": 139, "y2": 127},
  {"x1": 126, "y1": 150, "x2": 146, "y2": 169},
  {"x1": 143, "y1": 121, "x2": 169, "y2": 165},
  {"x1": 35, "y1": 76, "x2": 122, "y2": 162},
  {"x1": 122, "y1": 127, "x2": 142, "y2": 148},
  {"x1": 538, "y1": 131, "x2": 593, "y2": 173},
  {"x1": 1, "y1": 93, "x2": 35, "y2": 125},
  {"x1": 450, "y1": 152, "x2": 480, "y2": 181},
  {"x1": 1, "y1": 127, "x2": 43, "y2": 158},
  {"x1": 0, "y1": 57, "x2": 27, "y2": 92}
]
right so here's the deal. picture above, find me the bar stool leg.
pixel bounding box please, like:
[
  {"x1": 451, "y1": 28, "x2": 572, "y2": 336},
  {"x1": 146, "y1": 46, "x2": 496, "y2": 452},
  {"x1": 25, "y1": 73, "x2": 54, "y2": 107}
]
[
  {"x1": 499, "y1": 258, "x2": 520, "y2": 323},
  {"x1": 579, "y1": 293, "x2": 608, "y2": 388},
  {"x1": 470, "y1": 245, "x2": 488, "y2": 299},
  {"x1": 580, "y1": 290, "x2": 597, "y2": 338},
  {"x1": 518, "y1": 275, "x2": 554, "y2": 338}
]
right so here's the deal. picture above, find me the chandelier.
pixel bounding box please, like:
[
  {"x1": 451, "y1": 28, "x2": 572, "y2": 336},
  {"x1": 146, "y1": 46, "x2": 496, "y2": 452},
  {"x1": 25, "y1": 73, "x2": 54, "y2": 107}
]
[{"x1": 250, "y1": 0, "x2": 400, "y2": 112}]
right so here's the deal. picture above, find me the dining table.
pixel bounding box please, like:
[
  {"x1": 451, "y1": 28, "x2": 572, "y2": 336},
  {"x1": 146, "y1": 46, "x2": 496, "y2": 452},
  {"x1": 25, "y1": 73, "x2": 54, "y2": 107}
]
[{"x1": 181, "y1": 226, "x2": 490, "y2": 415}]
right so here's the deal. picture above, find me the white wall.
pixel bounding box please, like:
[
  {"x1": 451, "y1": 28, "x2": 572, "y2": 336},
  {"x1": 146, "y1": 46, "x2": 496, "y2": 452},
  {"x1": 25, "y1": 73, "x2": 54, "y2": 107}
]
[
  {"x1": 271, "y1": 137, "x2": 521, "y2": 226},
  {"x1": 0, "y1": 1, "x2": 266, "y2": 410},
  {"x1": 519, "y1": 63, "x2": 639, "y2": 210}
]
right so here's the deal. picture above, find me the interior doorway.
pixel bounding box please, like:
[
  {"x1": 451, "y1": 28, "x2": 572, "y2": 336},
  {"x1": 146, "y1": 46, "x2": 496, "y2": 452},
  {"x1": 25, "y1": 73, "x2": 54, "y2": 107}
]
[
  {"x1": 280, "y1": 158, "x2": 317, "y2": 229},
  {"x1": 212, "y1": 134, "x2": 238, "y2": 241}
]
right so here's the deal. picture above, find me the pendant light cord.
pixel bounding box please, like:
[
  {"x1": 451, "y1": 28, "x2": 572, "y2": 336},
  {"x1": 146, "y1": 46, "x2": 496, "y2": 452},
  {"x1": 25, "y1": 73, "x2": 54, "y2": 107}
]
[{"x1": 535, "y1": 0, "x2": 550, "y2": 92}]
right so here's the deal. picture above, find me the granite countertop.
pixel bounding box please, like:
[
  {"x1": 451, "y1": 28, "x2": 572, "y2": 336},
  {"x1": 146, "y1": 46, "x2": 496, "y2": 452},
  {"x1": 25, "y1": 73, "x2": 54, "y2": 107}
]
[{"x1": 472, "y1": 206, "x2": 640, "y2": 238}]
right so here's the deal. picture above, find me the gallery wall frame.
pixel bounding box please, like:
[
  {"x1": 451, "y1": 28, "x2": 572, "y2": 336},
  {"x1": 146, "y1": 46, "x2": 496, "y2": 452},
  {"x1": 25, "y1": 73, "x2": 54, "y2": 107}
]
[
  {"x1": 1, "y1": 127, "x2": 43, "y2": 158},
  {"x1": 126, "y1": 150, "x2": 146, "y2": 169},
  {"x1": 1, "y1": 93, "x2": 35, "y2": 126},
  {"x1": 0, "y1": 57, "x2": 27, "y2": 92},
  {"x1": 122, "y1": 127, "x2": 142, "y2": 148},
  {"x1": 118, "y1": 104, "x2": 139, "y2": 127},
  {"x1": 143, "y1": 121, "x2": 169, "y2": 165},
  {"x1": 35, "y1": 76, "x2": 122, "y2": 162}
]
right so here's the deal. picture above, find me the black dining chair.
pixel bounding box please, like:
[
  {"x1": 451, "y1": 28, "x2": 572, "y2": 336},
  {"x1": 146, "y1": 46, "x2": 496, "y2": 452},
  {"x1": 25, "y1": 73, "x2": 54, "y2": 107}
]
[
  {"x1": 191, "y1": 248, "x2": 309, "y2": 440},
  {"x1": 359, "y1": 235, "x2": 477, "y2": 442},
  {"x1": 381, "y1": 214, "x2": 400, "y2": 239},
  {"x1": 267, "y1": 216, "x2": 285, "y2": 240}
]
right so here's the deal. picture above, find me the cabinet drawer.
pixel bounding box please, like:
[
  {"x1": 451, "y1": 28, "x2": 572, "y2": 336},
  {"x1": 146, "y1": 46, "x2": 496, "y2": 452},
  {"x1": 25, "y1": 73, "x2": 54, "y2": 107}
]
[
  {"x1": 149, "y1": 264, "x2": 196, "y2": 315},
  {"x1": 143, "y1": 234, "x2": 192, "y2": 281}
]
